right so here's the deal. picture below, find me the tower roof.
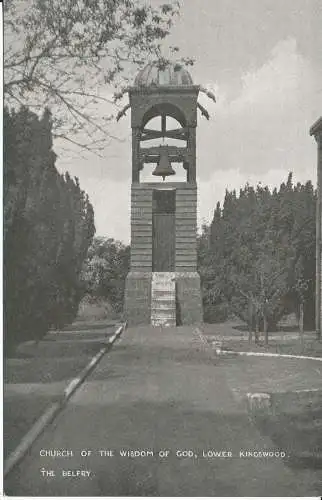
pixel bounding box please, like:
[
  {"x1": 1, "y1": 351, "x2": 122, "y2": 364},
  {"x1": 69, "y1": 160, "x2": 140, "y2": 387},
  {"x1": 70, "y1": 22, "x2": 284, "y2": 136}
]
[{"x1": 134, "y1": 62, "x2": 193, "y2": 87}]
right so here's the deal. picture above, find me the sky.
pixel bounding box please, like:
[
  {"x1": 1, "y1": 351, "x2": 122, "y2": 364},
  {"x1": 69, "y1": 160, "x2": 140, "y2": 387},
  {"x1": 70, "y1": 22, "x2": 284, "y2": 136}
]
[{"x1": 55, "y1": 0, "x2": 322, "y2": 244}]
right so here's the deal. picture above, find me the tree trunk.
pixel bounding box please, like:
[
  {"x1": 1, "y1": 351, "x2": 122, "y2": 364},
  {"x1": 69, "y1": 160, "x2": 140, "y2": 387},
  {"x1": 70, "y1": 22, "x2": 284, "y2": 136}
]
[
  {"x1": 248, "y1": 326, "x2": 253, "y2": 343},
  {"x1": 248, "y1": 298, "x2": 253, "y2": 343},
  {"x1": 255, "y1": 314, "x2": 260, "y2": 344},
  {"x1": 303, "y1": 297, "x2": 315, "y2": 331},
  {"x1": 264, "y1": 314, "x2": 268, "y2": 345},
  {"x1": 299, "y1": 302, "x2": 304, "y2": 343}
]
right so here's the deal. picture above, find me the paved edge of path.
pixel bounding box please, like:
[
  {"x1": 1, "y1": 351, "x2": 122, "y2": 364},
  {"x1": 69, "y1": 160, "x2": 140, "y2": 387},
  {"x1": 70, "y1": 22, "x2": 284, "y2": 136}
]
[
  {"x1": 195, "y1": 326, "x2": 322, "y2": 362},
  {"x1": 3, "y1": 322, "x2": 127, "y2": 478},
  {"x1": 215, "y1": 347, "x2": 322, "y2": 362}
]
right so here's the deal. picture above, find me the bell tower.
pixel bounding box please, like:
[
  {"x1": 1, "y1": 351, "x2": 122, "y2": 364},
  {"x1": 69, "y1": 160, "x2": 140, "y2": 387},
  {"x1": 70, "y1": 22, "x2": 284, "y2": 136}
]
[{"x1": 122, "y1": 62, "x2": 207, "y2": 327}]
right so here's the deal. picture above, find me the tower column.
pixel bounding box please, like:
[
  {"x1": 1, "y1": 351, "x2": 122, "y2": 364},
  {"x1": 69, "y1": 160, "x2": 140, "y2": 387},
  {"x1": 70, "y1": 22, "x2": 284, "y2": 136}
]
[
  {"x1": 317, "y1": 134, "x2": 322, "y2": 339},
  {"x1": 187, "y1": 126, "x2": 196, "y2": 183},
  {"x1": 132, "y1": 127, "x2": 140, "y2": 183},
  {"x1": 310, "y1": 117, "x2": 322, "y2": 339}
]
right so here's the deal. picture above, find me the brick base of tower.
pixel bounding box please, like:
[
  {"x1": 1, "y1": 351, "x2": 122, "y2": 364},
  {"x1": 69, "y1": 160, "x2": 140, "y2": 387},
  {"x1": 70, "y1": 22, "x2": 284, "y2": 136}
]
[
  {"x1": 124, "y1": 271, "x2": 203, "y2": 326},
  {"x1": 124, "y1": 272, "x2": 152, "y2": 326},
  {"x1": 176, "y1": 272, "x2": 203, "y2": 325}
]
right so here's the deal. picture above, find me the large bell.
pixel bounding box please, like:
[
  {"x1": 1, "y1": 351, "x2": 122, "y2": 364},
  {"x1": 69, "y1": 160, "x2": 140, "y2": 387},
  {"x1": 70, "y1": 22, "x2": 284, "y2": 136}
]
[{"x1": 152, "y1": 147, "x2": 176, "y2": 181}]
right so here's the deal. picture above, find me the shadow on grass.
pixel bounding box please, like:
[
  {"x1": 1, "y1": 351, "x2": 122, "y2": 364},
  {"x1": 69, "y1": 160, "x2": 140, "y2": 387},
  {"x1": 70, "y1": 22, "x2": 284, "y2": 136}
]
[
  {"x1": 4, "y1": 355, "x2": 93, "y2": 384},
  {"x1": 61, "y1": 322, "x2": 116, "y2": 332},
  {"x1": 10, "y1": 340, "x2": 108, "y2": 361},
  {"x1": 254, "y1": 412, "x2": 322, "y2": 469},
  {"x1": 232, "y1": 323, "x2": 302, "y2": 333}
]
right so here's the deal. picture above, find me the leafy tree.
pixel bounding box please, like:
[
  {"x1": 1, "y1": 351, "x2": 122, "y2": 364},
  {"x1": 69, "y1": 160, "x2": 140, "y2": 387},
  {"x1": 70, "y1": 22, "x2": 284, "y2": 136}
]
[
  {"x1": 4, "y1": 106, "x2": 95, "y2": 353},
  {"x1": 4, "y1": 0, "x2": 180, "y2": 152},
  {"x1": 81, "y1": 237, "x2": 130, "y2": 313}
]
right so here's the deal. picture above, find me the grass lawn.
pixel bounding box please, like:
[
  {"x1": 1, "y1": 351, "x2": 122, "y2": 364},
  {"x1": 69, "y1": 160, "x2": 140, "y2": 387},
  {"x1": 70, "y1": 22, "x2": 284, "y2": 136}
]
[
  {"x1": 4, "y1": 319, "x2": 117, "y2": 460},
  {"x1": 3, "y1": 394, "x2": 55, "y2": 458}
]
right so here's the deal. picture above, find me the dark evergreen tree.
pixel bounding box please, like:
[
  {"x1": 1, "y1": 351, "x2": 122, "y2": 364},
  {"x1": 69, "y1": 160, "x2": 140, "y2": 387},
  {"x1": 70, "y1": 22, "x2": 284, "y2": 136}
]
[
  {"x1": 4, "y1": 106, "x2": 95, "y2": 353},
  {"x1": 198, "y1": 173, "x2": 316, "y2": 340}
]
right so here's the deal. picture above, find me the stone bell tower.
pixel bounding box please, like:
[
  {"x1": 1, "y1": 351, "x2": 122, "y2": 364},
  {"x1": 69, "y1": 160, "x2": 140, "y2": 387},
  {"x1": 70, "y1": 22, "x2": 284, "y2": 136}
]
[{"x1": 121, "y1": 62, "x2": 210, "y2": 327}]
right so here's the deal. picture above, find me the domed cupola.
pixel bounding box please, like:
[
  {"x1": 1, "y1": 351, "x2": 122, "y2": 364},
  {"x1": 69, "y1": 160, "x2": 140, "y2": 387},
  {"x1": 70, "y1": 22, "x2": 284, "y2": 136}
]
[{"x1": 134, "y1": 62, "x2": 193, "y2": 87}]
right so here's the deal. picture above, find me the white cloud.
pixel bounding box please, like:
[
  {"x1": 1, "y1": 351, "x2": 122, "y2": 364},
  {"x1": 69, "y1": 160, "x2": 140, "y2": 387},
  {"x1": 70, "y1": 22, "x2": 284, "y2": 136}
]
[
  {"x1": 197, "y1": 37, "x2": 320, "y2": 182},
  {"x1": 229, "y1": 38, "x2": 312, "y2": 114}
]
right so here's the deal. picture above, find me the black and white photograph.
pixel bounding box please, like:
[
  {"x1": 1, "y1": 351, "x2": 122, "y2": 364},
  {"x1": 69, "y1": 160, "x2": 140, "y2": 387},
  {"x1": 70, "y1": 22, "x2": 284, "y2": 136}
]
[{"x1": 3, "y1": 0, "x2": 322, "y2": 496}]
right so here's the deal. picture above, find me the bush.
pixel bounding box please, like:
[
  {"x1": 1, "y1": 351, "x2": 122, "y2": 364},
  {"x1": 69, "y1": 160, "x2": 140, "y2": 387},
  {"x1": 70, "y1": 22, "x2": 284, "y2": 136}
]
[
  {"x1": 203, "y1": 302, "x2": 229, "y2": 324},
  {"x1": 81, "y1": 237, "x2": 130, "y2": 315}
]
